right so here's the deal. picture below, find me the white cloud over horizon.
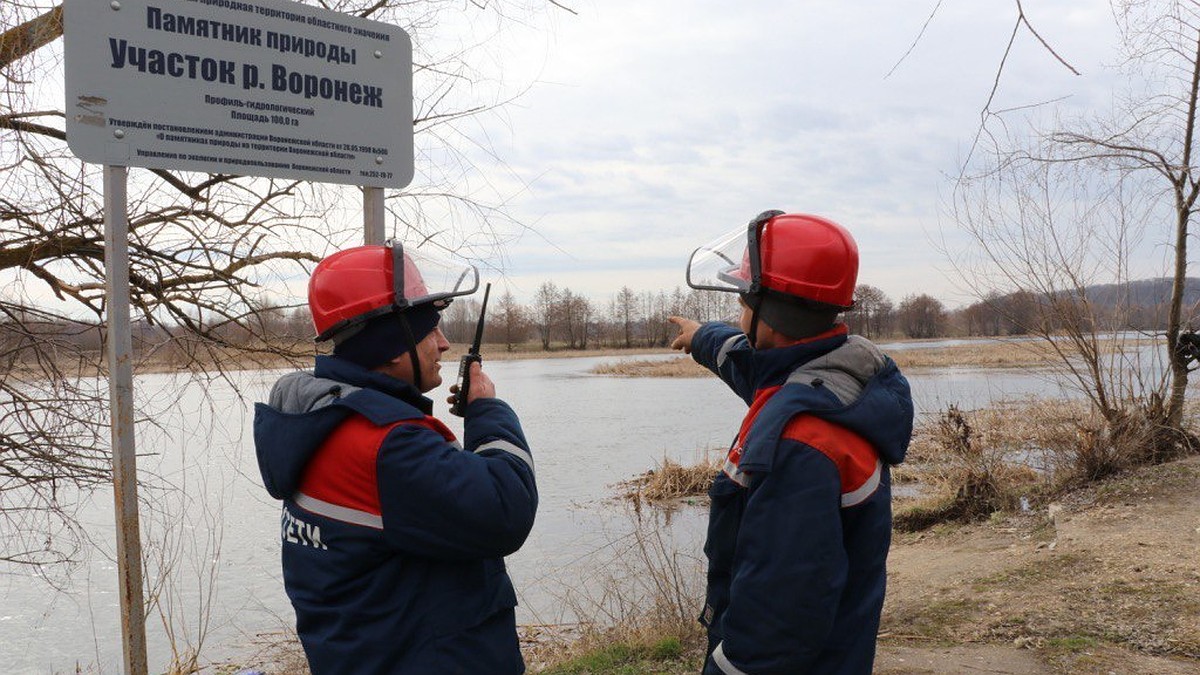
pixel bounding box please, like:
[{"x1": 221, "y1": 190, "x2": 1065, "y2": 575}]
[
  {"x1": 11, "y1": 1, "x2": 1156, "y2": 318},
  {"x1": 430, "y1": 0, "x2": 1137, "y2": 309}
]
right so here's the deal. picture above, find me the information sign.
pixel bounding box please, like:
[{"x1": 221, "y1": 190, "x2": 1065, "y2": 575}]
[{"x1": 65, "y1": 0, "x2": 413, "y2": 188}]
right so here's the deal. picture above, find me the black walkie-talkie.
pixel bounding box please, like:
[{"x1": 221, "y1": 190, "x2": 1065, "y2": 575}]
[{"x1": 450, "y1": 282, "x2": 491, "y2": 417}]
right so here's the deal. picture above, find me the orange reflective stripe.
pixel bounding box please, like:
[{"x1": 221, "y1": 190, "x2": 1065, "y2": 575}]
[{"x1": 782, "y1": 414, "x2": 881, "y2": 506}]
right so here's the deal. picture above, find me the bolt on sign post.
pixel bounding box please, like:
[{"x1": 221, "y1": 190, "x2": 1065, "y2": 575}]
[{"x1": 64, "y1": 0, "x2": 413, "y2": 670}]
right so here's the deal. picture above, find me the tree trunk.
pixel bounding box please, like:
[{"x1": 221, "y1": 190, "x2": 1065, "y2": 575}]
[{"x1": 1165, "y1": 26, "x2": 1200, "y2": 428}]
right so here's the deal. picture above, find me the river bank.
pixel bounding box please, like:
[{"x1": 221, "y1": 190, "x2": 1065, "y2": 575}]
[
  {"x1": 526, "y1": 453, "x2": 1200, "y2": 674},
  {"x1": 877, "y1": 452, "x2": 1200, "y2": 674},
  {"x1": 528, "y1": 335, "x2": 1200, "y2": 674}
]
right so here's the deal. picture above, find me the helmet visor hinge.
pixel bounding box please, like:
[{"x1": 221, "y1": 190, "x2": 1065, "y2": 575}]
[
  {"x1": 386, "y1": 238, "x2": 409, "y2": 309},
  {"x1": 745, "y1": 209, "x2": 782, "y2": 293}
]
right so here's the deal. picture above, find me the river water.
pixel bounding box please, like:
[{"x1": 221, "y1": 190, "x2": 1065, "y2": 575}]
[{"x1": 0, "y1": 345, "x2": 1127, "y2": 672}]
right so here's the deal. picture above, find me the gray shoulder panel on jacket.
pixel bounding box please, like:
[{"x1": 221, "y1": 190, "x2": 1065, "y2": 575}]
[
  {"x1": 785, "y1": 335, "x2": 886, "y2": 405},
  {"x1": 268, "y1": 371, "x2": 362, "y2": 414}
]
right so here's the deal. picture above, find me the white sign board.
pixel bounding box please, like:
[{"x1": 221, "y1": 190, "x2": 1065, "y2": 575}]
[{"x1": 65, "y1": 0, "x2": 413, "y2": 188}]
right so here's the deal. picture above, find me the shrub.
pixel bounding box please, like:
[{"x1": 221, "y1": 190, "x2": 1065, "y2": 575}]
[
  {"x1": 896, "y1": 403, "x2": 1041, "y2": 531},
  {"x1": 617, "y1": 456, "x2": 721, "y2": 506},
  {"x1": 526, "y1": 508, "x2": 707, "y2": 673}
]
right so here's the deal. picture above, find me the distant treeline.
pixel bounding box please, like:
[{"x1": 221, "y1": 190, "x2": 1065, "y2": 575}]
[
  {"x1": 217, "y1": 278, "x2": 1200, "y2": 350},
  {"x1": 5, "y1": 278, "x2": 1191, "y2": 359}
]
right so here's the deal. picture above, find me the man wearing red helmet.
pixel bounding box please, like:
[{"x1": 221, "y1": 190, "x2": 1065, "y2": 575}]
[
  {"x1": 670, "y1": 211, "x2": 914, "y2": 674},
  {"x1": 253, "y1": 241, "x2": 537, "y2": 674}
]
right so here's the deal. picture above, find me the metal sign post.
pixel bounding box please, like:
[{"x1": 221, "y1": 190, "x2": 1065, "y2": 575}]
[
  {"x1": 103, "y1": 165, "x2": 149, "y2": 675},
  {"x1": 364, "y1": 186, "x2": 386, "y2": 245}
]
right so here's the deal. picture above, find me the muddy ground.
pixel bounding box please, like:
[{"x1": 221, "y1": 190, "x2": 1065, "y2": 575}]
[{"x1": 876, "y1": 455, "x2": 1200, "y2": 674}]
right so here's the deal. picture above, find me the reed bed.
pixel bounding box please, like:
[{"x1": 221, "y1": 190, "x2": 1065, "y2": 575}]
[
  {"x1": 886, "y1": 340, "x2": 1061, "y2": 370},
  {"x1": 895, "y1": 397, "x2": 1105, "y2": 531},
  {"x1": 617, "y1": 456, "x2": 723, "y2": 504},
  {"x1": 591, "y1": 357, "x2": 710, "y2": 378},
  {"x1": 591, "y1": 337, "x2": 1157, "y2": 377},
  {"x1": 587, "y1": 341, "x2": 1060, "y2": 378}
]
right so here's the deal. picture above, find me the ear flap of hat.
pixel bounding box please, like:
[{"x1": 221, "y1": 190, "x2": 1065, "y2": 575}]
[
  {"x1": 333, "y1": 304, "x2": 441, "y2": 370},
  {"x1": 757, "y1": 292, "x2": 839, "y2": 340}
]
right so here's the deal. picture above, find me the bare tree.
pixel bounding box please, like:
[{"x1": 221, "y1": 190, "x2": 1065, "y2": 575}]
[
  {"x1": 614, "y1": 286, "x2": 638, "y2": 348},
  {"x1": 680, "y1": 287, "x2": 738, "y2": 325},
  {"x1": 950, "y1": 0, "x2": 1200, "y2": 466},
  {"x1": 0, "y1": 0, "x2": 572, "y2": 566},
  {"x1": 553, "y1": 290, "x2": 586, "y2": 349},
  {"x1": 640, "y1": 290, "x2": 674, "y2": 347},
  {"x1": 896, "y1": 294, "x2": 948, "y2": 339},
  {"x1": 559, "y1": 288, "x2": 580, "y2": 349},
  {"x1": 490, "y1": 289, "x2": 530, "y2": 351},
  {"x1": 441, "y1": 297, "x2": 482, "y2": 344},
  {"x1": 846, "y1": 284, "x2": 894, "y2": 339},
  {"x1": 532, "y1": 281, "x2": 559, "y2": 350}
]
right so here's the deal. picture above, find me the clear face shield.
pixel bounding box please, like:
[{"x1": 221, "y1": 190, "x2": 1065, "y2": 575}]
[
  {"x1": 686, "y1": 226, "x2": 756, "y2": 294},
  {"x1": 686, "y1": 210, "x2": 783, "y2": 294},
  {"x1": 388, "y1": 239, "x2": 480, "y2": 309}
]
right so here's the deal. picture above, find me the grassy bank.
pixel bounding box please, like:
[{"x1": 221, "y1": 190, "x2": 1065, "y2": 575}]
[
  {"x1": 588, "y1": 335, "x2": 1163, "y2": 378},
  {"x1": 69, "y1": 335, "x2": 1090, "y2": 378},
  {"x1": 220, "y1": 453, "x2": 1200, "y2": 675},
  {"x1": 531, "y1": 635, "x2": 701, "y2": 674}
]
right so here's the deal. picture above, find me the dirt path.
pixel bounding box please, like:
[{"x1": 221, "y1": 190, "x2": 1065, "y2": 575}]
[{"x1": 875, "y1": 455, "x2": 1200, "y2": 674}]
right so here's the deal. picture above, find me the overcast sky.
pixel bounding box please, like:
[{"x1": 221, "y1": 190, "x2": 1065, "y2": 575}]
[
  {"x1": 11, "y1": 1, "x2": 1142, "y2": 315},
  {"x1": 438, "y1": 0, "x2": 1130, "y2": 308}
]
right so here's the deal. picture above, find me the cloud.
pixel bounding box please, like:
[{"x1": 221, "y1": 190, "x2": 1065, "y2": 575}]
[{"x1": 451, "y1": 1, "x2": 1126, "y2": 307}]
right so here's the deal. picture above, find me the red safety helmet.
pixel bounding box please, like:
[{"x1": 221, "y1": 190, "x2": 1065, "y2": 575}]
[
  {"x1": 309, "y1": 240, "x2": 479, "y2": 342},
  {"x1": 687, "y1": 210, "x2": 858, "y2": 309}
]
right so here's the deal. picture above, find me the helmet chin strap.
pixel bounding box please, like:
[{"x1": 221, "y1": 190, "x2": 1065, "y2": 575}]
[
  {"x1": 397, "y1": 313, "x2": 423, "y2": 392},
  {"x1": 388, "y1": 241, "x2": 425, "y2": 391},
  {"x1": 745, "y1": 292, "x2": 763, "y2": 350},
  {"x1": 742, "y1": 210, "x2": 778, "y2": 351}
]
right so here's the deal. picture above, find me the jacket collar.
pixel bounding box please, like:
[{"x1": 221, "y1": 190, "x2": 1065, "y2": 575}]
[
  {"x1": 313, "y1": 354, "x2": 434, "y2": 415},
  {"x1": 750, "y1": 324, "x2": 850, "y2": 387}
]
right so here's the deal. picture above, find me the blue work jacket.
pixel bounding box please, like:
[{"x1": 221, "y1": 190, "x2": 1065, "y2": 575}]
[
  {"x1": 253, "y1": 355, "x2": 537, "y2": 674},
  {"x1": 691, "y1": 323, "x2": 913, "y2": 675}
]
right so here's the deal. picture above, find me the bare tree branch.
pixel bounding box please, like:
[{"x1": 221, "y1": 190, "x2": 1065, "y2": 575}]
[
  {"x1": 0, "y1": 5, "x2": 61, "y2": 70},
  {"x1": 0, "y1": 0, "x2": 567, "y2": 571}
]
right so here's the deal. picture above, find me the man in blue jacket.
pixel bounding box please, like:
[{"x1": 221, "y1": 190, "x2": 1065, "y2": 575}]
[
  {"x1": 254, "y1": 241, "x2": 537, "y2": 674},
  {"x1": 670, "y1": 210, "x2": 913, "y2": 674}
]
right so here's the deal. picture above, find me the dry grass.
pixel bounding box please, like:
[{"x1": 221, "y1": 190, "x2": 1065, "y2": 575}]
[
  {"x1": 589, "y1": 339, "x2": 1074, "y2": 378},
  {"x1": 590, "y1": 356, "x2": 710, "y2": 378},
  {"x1": 903, "y1": 397, "x2": 1087, "y2": 470},
  {"x1": 896, "y1": 404, "x2": 1029, "y2": 531},
  {"x1": 616, "y1": 455, "x2": 723, "y2": 505},
  {"x1": 889, "y1": 335, "x2": 1160, "y2": 370},
  {"x1": 885, "y1": 340, "x2": 1063, "y2": 370},
  {"x1": 524, "y1": 508, "x2": 708, "y2": 674},
  {"x1": 589, "y1": 336, "x2": 1164, "y2": 378},
  {"x1": 892, "y1": 396, "x2": 1191, "y2": 531},
  {"x1": 213, "y1": 628, "x2": 310, "y2": 675}
]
